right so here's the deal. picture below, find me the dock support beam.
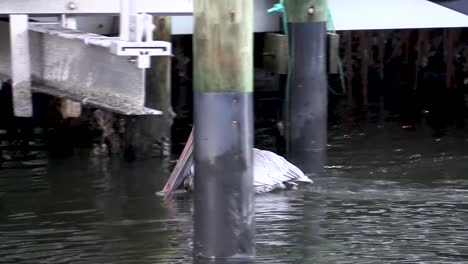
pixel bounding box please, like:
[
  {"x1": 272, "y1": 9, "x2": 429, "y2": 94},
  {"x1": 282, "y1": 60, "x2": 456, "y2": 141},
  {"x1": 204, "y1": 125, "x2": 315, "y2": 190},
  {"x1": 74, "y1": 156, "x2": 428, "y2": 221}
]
[
  {"x1": 193, "y1": 0, "x2": 255, "y2": 260},
  {"x1": 284, "y1": 0, "x2": 328, "y2": 174}
]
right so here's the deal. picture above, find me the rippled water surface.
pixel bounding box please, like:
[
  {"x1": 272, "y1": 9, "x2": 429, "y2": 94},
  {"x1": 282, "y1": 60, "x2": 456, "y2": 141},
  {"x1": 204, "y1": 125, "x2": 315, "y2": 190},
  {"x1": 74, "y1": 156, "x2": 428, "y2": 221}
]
[{"x1": 1, "y1": 125, "x2": 468, "y2": 263}]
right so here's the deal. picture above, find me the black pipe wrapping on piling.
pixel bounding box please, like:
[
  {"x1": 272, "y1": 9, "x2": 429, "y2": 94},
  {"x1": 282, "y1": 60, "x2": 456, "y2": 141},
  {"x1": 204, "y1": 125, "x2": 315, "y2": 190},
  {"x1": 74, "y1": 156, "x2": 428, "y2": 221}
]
[
  {"x1": 193, "y1": 92, "x2": 255, "y2": 259},
  {"x1": 287, "y1": 22, "x2": 328, "y2": 175}
]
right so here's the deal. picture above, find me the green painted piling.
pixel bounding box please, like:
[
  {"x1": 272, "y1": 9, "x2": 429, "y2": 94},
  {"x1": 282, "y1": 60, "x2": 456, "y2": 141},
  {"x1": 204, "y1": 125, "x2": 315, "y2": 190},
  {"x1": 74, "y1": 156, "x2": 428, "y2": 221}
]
[
  {"x1": 193, "y1": 0, "x2": 253, "y2": 93},
  {"x1": 193, "y1": 0, "x2": 255, "y2": 260},
  {"x1": 284, "y1": 0, "x2": 328, "y2": 174}
]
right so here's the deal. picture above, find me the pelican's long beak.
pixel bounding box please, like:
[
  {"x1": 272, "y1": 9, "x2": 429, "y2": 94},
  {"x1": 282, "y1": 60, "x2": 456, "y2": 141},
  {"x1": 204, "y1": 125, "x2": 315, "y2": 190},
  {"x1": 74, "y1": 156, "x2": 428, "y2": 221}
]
[{"x1": 162, "y1": 127, "x2": 194, "y2": 198}]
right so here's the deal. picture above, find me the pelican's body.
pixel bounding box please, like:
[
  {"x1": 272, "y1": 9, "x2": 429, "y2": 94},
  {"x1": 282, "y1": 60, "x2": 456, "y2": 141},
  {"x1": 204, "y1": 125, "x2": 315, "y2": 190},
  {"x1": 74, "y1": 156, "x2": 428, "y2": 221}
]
[{"x1": 162, "y1": 129, "x2": 313, "y2": 197}]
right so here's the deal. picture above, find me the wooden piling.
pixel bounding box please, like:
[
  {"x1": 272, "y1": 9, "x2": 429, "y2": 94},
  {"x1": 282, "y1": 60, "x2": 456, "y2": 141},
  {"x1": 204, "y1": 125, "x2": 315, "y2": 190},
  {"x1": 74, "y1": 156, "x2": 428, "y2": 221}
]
[
  {"x1": 146, "y1": 16, "x2": 173, "y2": 155},
  {"x1": 443, "y1": 28, "x2": 460, "y2": 89},
  {"x1": 403, "y1": 30, "x2": 411, "y2": 64},
  {"x1": 377, "y1": 31, "x2": 386, "y2": 81},
  {"x1": 414, "y1": 30, "x2": 428, "y2": 90},
  {"x1": 124, "y1": 16, "x2": 173, "y2": 159},
  {"x1": 360, "y1": 31, "x2": 369, "y2": 107},
  {"x1": 193, "y1": 0, "x2": 254, "y2": 260},
  {"x1": 193, "y1": 2, "x2": 253, "y2": 93},
  {"x1": 284, "y1": 0, "x2": 328, "y2": 174},
  {"x1": 344, "y1": 31, "x2": 354, "y2": 107}
]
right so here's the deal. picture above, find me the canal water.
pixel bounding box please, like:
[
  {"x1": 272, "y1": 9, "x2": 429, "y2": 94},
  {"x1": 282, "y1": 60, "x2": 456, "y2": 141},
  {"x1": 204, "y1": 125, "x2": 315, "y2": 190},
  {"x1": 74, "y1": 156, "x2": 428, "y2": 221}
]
[{"x1": 1, "y1": 123, "x2": 467, "y2": 263}]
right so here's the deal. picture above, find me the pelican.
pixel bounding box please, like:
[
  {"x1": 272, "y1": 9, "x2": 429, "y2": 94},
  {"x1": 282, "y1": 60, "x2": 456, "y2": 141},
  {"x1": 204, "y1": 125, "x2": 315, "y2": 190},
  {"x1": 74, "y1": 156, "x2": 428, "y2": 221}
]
[{"x1": 162, "y1": 128, "x2": 313, "y2": 197}]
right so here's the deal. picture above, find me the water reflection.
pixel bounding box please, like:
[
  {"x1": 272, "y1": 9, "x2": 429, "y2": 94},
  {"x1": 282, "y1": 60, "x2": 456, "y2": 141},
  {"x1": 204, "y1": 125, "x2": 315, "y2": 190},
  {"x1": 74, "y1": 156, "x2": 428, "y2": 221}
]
[
  {"x1": 193, "y1": 260, "x2": 255, "y2": 264},
  {"x1": 1, "y1": 124, "x2": 468, "y2": 263}
]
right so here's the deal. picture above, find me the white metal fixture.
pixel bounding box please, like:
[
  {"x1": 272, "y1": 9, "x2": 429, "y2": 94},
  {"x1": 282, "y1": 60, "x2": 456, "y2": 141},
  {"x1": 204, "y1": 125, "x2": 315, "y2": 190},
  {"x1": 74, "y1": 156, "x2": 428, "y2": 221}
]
[{"x1": 110, "y1": 0, "x2": 172, "y2": 69}]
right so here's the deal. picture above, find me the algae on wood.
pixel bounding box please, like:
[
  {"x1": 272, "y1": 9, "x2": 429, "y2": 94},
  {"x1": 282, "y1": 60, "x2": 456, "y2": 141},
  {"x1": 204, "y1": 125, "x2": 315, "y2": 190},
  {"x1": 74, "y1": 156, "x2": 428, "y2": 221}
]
[{"x1": 193, "y1": 0, "x2": 253, "y2": 93}]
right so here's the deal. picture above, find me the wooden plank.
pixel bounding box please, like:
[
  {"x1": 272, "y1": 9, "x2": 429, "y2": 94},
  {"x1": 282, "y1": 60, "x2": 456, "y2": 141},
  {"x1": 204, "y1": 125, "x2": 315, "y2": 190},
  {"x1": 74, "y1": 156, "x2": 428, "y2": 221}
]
[
  {"x1": 328, "y1": 32, "x2": 339, "y2": 74},
  {"x1": 162, "y1": 127, "x2": 193, "y2": 197},
  {"x1": 263, "y1": 33, "x2": 287, "y2": 74}
]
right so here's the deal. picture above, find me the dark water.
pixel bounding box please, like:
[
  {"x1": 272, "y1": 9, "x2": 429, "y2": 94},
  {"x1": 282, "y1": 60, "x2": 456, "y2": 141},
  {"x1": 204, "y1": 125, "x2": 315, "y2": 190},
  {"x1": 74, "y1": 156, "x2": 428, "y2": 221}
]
[{"x1": 1, "y1": 124, "x2": 468, "y2": 263}]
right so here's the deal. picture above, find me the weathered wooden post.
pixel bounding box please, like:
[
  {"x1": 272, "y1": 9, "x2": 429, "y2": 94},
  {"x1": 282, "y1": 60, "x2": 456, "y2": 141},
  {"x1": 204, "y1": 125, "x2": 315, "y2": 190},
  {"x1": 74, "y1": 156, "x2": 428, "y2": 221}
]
[
  {"x1": 124, "y1": 16, "x2": 173, "y2": 159},
  {"x1": 60, "y1": 15, "x2": 82, "y2": 119},
  {"x1": 284, "y1": 0, "x2": 328, "y2": 174},
  {"x1": 145, "y1": 16, "x2": 173, "y2": 155},
  {"x1": 344, "y1": 31, "x2": 354, "y2": 107},
  {"x1": 360, "y1": 31, "x2": 369, "y2": 108},
  {"x1": 193, "y1": 0, "x2": 255, "y2": 260}
]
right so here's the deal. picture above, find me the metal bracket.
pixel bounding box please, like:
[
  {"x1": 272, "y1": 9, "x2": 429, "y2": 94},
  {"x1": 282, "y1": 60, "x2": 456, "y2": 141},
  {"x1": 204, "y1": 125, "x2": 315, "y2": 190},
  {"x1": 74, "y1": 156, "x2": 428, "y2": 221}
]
[
  {"x1": 110, "y1": 40, "x2": 172, "y2": 68},
  {"x1": 109, "y1": 0, "x2": 172, "y2": 69}
]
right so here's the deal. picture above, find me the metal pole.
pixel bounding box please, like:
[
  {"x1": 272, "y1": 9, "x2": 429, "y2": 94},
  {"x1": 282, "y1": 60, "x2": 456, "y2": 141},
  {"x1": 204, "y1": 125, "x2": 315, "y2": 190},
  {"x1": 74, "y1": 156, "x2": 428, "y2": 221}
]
[
  {"x1": 193, "y1": 0, "x2": 255, "y2": 260},
  {"x1": 284, "y1": 0, "x2": 328, "y2": 174}
]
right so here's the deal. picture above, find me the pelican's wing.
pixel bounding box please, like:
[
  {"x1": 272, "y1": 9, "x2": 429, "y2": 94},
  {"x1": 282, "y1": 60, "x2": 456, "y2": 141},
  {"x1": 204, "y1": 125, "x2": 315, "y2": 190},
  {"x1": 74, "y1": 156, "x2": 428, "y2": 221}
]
[
  {"x1": 253, "y1": 152, "x2": 286, "y2": 193},
  {"x1": 253, "y1": 148, "x2": 312, "y2": 193},
  {"x1": 259, "y1": 149, "x2": 312, "y2": 183}
]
